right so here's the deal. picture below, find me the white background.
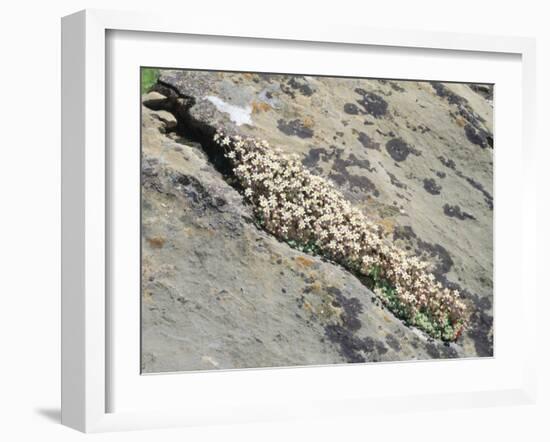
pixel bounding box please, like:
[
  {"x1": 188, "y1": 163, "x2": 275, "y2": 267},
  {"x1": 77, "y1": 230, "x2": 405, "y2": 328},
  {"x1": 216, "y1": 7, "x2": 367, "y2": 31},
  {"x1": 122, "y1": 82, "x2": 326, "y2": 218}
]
[
  {"x1": 109, "y1": 30, "x2": 524, "y2": 415},
  {"x1": 0, "y1": 1, "x2": 548, "y2": 441}
]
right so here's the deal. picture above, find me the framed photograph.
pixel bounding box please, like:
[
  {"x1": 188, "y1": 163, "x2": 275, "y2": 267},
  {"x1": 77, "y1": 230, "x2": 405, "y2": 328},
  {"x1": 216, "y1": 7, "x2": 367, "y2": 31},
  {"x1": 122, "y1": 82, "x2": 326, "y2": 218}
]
[{"x1": 61, "y1": 9, "x2": 537, "y2": 432}]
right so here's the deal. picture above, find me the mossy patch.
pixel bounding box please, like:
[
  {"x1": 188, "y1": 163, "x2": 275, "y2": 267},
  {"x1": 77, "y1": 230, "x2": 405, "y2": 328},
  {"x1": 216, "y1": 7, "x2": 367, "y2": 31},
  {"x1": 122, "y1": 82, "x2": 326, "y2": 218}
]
[{"x1": 141, "y1": 68, "x2": 160, "y2": 94}]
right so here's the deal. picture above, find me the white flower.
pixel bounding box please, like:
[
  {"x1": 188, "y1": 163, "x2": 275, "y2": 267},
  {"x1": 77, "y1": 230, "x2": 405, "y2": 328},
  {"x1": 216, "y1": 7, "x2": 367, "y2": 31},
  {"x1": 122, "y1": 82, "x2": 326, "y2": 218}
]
[{"x1": 214, "y1": 131, "x2": 466, "y2": 340}]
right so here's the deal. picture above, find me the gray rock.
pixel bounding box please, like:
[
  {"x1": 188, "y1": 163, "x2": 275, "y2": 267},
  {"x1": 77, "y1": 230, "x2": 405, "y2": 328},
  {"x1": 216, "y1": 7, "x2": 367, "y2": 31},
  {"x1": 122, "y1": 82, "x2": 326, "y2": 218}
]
[
  {"x1": 149, "y1": 110, "x2": 177, "y2": 131},
  {"x1": 141, "y1": 104, "x2": 464, "y2": 373},
  {"x1": 142, "y1": 91, "x2": 168, "y2": 110},
  {"x1": 141, "y1": 70, "x2": 495, "y2": 372}
]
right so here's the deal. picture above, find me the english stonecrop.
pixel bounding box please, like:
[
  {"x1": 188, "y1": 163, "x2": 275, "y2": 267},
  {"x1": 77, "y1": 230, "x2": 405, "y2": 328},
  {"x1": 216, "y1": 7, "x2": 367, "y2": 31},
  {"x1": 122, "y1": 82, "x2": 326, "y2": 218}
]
[{"x1": 213, "y1": 131, "x2": 467, "y2": 341}]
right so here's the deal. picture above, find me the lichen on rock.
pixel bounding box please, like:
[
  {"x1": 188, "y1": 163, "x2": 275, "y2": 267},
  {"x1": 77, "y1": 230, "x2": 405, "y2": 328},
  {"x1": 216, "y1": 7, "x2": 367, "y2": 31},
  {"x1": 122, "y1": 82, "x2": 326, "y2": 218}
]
[{"x1": 140, "y1": 70, "x2": 494, "y2": 372}]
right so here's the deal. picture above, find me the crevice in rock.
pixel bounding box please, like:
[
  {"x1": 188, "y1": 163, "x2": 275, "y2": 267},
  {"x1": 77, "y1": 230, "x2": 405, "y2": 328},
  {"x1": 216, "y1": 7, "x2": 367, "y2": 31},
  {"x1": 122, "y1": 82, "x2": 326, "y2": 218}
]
[{"x1": 150, "y1": 81, "x2": 236, "y2": 179}]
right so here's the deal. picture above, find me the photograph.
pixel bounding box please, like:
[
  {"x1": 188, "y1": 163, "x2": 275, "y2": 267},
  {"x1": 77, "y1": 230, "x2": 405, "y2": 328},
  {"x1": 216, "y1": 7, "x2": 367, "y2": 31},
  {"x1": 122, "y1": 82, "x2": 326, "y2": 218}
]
[
  {"x1": 140, "y1": 68, "x2": 494, "y2": 373},
  {"x1": 0, "y1": 0, "x2": 545, "y2": 438}
]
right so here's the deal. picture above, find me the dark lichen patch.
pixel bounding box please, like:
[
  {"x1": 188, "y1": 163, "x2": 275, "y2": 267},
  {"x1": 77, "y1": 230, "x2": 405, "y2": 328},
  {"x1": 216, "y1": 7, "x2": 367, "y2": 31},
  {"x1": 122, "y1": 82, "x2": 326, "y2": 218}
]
[
  {"x1": 438, "y1": 155, "x2": 492, "y2": 209},
  {"x1": 376, "y1": 128, "x2": 395, "y2": 138},
  {"x1": 393, "y1": 225, "x2": 454, "y2": 277},
  {"x1": 431, "y1": 82, "x2": 493, "y2": 149},
  {"x1": 326, "y1": 286, "x2": 363, "y2": 332},
  {"x1": 386, "y1": 170, "x2": 407, "y2": 189},
  {"x1": 362, "y1": 336, "x2": 376, "y2": 352},
  {"x1": 277, "y1": 119, "x2": 314, "y2": 138},
  {"x1": 375, "y1": 340, "x2": 388, "y2": 355},
  {"x1": 431, "y1": 82, "x2": 466, "y2": 106},
  {"x1": 324, "y1": 325, "x2": 366, "y2": 363},
  {"x1": 421, "y1": 243, "x2": 453, "y2": 276},
  {"x1": 287, "y1": 76, "x2": 314, "y2": 96},
  {"x1": 469, "y1": 84, "x2": 493, "y2": 101},
  {"x1": 171, "y1": 171, "x2": 229, "y2": 211},
  {"x1": 255, "y1": 73, "x2": 277, "y2": 83},
  {"x1": 440, "y1": 344, "x2": 459, "y2": 359},
  {"x1": 324, "y1": 326, "x2": 390, "y2": 363},
  {"x1": 457, "y1": 105, "x2": 487, "y2": 127},
  {"x1": 173, "y1": 172, "x2": 204, "y2": 195},
  {"x1": 424, "y1": 341, "x2": 459, "y2": 360},
  {"x1": 425, "y1": 342, "x2": 440, "y2": 358},
  {"x1": 323, "y1": 149, "x2": 379, "y2": 196},
  {"x1": 354, "y1": 88, "x2": 388, "y2": 118},
  {"x1": 443, "y1": 204, "x2": 476, "y2": 221},
  {"x1": 455, "y1": 170, "x2": 493, "y2": 210},
  {"x1": 344, "y1": 103, "x2": 361, "y2": 115},
  {"x1": 142, "y1": 156, "x2": 160, "y2": 179},
  {"x1": 477, "y1": 276, "x2": 493, "y2": 295},
  {"x1": 438, "y1": 156, "x2": 456, "y2": 170},
  {"x1": 373, "y1": 81, "x2": 393, "y2": 97},
  {"x1": 389, "y1": 81, "x2": 405, "y2": 93},
  {"x1": 464, "y1": 123, "x2": 491, "y2": 148},
  {"x1": 144, "y1": 156, "x2": 225, "y2": 219},
  {"x1": 423, "y1": 178, "x2": 442, "y2": 195},
  {"x1": 385, "y1": 334, "x2": 401, "y2": 351},
  {"x1": 349, "y1": 175, "x2": 379, "y2": 195},
  {"x1": 436, "y1": 171, "x2": 446, "y2": 179},
  {"x1": 280, "y1": 76, "x2": 314, "y2": 98},
  {"x1": 357, "y1": 132, "x2": 380, "y2": 150},
  {"x1": 330, "y1": 172, "x2": 379, "y2": 197},
  {"x1": 301, "y1": 147, "x2": 327, "y2": 168},
  {"x1": 425, "y1": 341, "x2": 458, "y2": 360},
  {"x1": 465, "y1": 301, "x2": 494, "y2": 356},
  {"x1": 385, "y1": 138, "x2": 421, "y2": 162},
  {"x1": 333, "y1": 155, "x2": 370, "y2": 175},
  {"x1": 318, "y1": 285, "x2": 367, "y2": 362},
  {"x1": 386, "y1": 139, "x2": 409, "y2": 162},
  {"x1": 347, "y1": 154, "x2": 375, "y2": 172}
]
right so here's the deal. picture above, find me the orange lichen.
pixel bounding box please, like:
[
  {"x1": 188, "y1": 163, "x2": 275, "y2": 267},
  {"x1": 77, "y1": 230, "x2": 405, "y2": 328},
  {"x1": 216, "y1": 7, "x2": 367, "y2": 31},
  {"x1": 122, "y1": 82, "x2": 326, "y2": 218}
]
[
  {"x1": 146, "y1": 236, "x2": 166, "y2": 249},
  {"x1": 302, "y1": 116, "x2": 315, "y2": 129},
  {"x1": 251, "y1": 100, "x2": 271, "y2": 113},
  {"x1": 296, "y1": 255, "x2": 315, "y2": 268},
  {"x1": 378, "y1": 218, "x2": 396, "y2": 235},
  {"x1": 307, "y1": 281, "x2": 323, "y2": 294}
]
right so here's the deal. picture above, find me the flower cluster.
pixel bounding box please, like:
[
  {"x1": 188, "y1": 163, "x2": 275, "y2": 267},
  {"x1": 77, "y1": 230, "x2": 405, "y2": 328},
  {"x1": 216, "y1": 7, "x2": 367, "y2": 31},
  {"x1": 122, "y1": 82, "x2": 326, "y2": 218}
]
[{"x1": 213, "y1": 131, "x2": 468, "y2": 341}]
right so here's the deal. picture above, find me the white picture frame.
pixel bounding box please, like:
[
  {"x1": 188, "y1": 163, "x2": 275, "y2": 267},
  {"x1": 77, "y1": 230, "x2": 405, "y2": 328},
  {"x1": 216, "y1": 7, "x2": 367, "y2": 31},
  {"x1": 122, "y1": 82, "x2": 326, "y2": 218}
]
[{"x1": 61, "y1": 9, "x2": 538, "y2": 433}]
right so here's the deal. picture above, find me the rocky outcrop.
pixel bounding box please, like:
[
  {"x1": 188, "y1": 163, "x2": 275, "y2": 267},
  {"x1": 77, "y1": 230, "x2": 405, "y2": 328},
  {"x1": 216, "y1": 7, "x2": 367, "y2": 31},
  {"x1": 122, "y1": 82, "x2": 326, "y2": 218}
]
[{"x1": 141, "y1": 71, "x2": 494, "y2": 372}]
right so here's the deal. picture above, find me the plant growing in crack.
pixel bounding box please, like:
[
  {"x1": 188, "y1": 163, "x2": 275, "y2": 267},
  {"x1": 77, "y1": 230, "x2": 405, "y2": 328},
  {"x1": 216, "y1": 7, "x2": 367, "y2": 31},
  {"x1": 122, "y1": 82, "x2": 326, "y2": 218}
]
[{"x1": 213, "y1": 131, "x2": 468, "y2": 341}]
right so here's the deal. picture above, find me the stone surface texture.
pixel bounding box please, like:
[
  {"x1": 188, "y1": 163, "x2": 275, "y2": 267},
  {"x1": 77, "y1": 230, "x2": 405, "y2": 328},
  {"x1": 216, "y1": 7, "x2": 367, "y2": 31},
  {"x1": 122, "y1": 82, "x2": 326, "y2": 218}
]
[{"x1": 141, "y1": 70, "x2": 494, "y2": 373}]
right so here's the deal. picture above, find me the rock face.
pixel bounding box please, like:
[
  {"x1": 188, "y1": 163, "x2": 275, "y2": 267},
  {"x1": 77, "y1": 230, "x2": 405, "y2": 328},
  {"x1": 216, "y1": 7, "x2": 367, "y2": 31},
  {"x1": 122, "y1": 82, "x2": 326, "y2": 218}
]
[{"x1": 141, "y1": 70, "x2": 494, "y2": 373}]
